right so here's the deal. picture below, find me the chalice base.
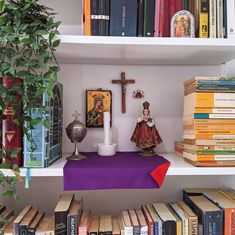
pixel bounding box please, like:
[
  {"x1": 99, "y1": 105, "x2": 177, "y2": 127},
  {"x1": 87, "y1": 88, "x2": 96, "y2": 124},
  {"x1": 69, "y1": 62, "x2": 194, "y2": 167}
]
[{"x1": 66, "y1": 152, "x2": 86, "y2": 160}]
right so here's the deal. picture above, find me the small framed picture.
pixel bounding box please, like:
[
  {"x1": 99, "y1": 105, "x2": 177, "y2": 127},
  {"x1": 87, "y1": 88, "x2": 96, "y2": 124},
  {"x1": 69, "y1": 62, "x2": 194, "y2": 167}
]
[
  {"x1": 171, "y1": 10, "x2": 195, "y2": 38},
  {"x1": 86, "y1": 89, "x2": 112, "y2": 128}
]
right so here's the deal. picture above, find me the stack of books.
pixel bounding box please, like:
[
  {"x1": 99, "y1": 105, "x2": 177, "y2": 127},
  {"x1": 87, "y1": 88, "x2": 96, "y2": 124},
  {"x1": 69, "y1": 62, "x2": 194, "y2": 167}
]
[{"x1": 183, "y1": 76, "x2": 235, "y2": 166}]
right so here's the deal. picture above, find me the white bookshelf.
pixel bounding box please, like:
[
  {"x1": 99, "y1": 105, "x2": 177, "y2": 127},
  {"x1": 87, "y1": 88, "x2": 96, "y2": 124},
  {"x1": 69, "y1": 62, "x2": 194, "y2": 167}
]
[
  {"x1": 58, "y1": 36, "x2": 235, "y2": 65},
  {"x1": 1, "y1": 154, "x2": 235, "y2": 177}
]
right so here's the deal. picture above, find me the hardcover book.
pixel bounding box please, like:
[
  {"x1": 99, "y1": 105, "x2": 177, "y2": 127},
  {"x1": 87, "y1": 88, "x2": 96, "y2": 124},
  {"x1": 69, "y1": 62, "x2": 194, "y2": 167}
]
[
  {"x1": 109, "y1": 0, "x2": 137, "y2": 36},
  {"x1": 112, "y1": 216, "x2": 120, "y2": 235},
  {"x1": 89, "y1": 215, "x2": 99, "y2": 235},
  {"x1": 2, "y1": 77, "x2": 23, "y2": 166},
  {"x1": 54, "y1": 194, "x2": 74, "y2": 235},
  {"x1": 184, "y1": 195, "x2": 223, "y2": 235},
  {"x1": 143, "y1": 0, "x2": 155, "y2": 37},
  {"x1": 24, "y1": 82, "x2": 63, "y2": 168}
]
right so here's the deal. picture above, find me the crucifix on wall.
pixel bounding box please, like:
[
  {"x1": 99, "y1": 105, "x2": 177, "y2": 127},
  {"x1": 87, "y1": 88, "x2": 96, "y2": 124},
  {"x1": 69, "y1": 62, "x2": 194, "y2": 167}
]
[{"x1": 112, "y1": 72, "x2": 135, "y2": 113}]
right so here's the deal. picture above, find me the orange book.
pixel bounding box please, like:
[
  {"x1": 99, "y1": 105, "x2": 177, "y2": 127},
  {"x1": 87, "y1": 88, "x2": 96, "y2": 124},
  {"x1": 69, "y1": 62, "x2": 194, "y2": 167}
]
[
  {"x1": 183, "y1": 151, "x2": 235, "y2": 161},
  {"x1": 84, "y1": 0, "x2": 91, "y2": 35},
  {"x1": 184, "y1": 130, "x2": 235, "y2": 135},
  {"x1": 183, "y1": 133, "x2": 235, "y2": 140},
  {"x1": 184, "y1": 124, "x2": 235, "y2": 130},
  {"x1": 184, "y1": 119, "x2": 235, "y2": 125}
]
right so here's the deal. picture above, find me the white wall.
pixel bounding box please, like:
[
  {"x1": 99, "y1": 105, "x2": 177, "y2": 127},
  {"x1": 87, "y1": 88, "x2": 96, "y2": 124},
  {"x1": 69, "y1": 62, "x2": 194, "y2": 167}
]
[{"x1": 60, "y1": 64, "x2": 221, "y2": 154}]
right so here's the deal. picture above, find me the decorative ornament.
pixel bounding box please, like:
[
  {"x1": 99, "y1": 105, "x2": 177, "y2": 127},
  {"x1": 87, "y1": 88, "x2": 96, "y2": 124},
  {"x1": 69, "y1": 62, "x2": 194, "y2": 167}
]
[
  {"x1": 133, "y1": 89, "x2": 144, "y2": 99},
  {"x1": 66, "y1": 111, "x2": 87, "y2": 160},
  {"x1": 171, "y1": 10, "x2": 195, "y2": 38}
]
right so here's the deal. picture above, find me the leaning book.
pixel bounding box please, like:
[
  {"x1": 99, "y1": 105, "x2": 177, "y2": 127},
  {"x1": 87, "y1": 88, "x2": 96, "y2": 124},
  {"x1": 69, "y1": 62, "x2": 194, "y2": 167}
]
[{"x1": 24, "y1": 82, "x2": 63, "y2": 168}]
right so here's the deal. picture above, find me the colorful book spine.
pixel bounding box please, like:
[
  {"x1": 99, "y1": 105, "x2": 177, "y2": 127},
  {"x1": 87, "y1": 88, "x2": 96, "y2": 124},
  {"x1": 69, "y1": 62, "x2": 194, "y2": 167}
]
[
  {"x1": 193, "y1": 108, "x2": 235, "y2": 114},
  {"x1": 184, "y1": 144, "x2": 235, "y2": 151},
  {"x1": 143, "y1": 0, "x2": 155, "y2": 36},
  {"x1": 162, "y1": 0, "x2": 170, "y2": 37},
  {"x1": 183, "y1": 152, "x2": 235, "y2": 161},
  {"x1": 109, "y1": 0, "x2": 137, "y2": 36},
  {"x1": 154, "y1": 0, "x2": 160, "y2": 37},
  {"x1": 193, "y1": 85, "x2": 235, "y2": 91},
  {"x1": 199, "y1": 0, "x2": 209, "y2": 38},
  {"x1": 197, "y1": 80, "x2": 235, "y2": 85},
  {"x1": 183, "y1": 133, "x2": 235, "y2": 140},
  {"x1": 84, "y1": 0, "x2": 91, "y2": 35},
  {"x1": 159, "y1": 0, "x2": 164, "y2": 37},
  {"x1": 194, "y1": 113, "x2": 235, "y2": 119},
  {"x1": 2, "y1": 77, "x2": 23, "y2": 167}
]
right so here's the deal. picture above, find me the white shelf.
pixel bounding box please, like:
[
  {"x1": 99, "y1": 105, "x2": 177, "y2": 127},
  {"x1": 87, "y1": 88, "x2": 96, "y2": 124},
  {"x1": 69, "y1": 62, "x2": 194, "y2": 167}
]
[
  {"x1": 57, "y1": 35, "x2": 235, "y2": 65},
  {"x1": 1, "y1": 153, "x2": 235, "y2": 177}
]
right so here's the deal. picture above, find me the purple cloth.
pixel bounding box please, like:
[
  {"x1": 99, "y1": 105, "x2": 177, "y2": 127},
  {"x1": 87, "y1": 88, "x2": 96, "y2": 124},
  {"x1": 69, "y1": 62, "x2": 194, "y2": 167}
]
[{"x1": 63, "y1": 152, "x2": 170, "y2": 190}]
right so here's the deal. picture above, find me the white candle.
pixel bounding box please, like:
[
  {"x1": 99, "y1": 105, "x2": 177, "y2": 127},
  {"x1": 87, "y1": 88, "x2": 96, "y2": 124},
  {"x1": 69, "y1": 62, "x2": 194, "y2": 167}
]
[{"x1": 103, "y1": 111, "x2": 110, "y2": 145}]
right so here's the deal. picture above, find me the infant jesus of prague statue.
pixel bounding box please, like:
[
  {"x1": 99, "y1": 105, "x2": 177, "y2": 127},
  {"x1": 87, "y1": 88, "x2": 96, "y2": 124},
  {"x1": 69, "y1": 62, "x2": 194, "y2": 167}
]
[{"x1": 131, "y1": 101, "x2": 162, "y2": 156}]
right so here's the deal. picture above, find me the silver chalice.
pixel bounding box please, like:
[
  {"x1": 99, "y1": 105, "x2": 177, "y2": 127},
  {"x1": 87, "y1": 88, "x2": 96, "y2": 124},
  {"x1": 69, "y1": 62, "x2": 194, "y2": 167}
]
[{"x1": 66, "y1": 111, "x2": 87, "y2": 160}]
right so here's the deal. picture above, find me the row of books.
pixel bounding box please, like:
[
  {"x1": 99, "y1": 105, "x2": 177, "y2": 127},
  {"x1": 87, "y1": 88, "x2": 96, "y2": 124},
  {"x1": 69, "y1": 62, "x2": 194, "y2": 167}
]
[
  {"x1": 1, "y1": 188, "x2": 235, "y2": 235},
  {"x1": 1, "y1": 78, "x2": 63, "y2": 168},
  {"x1": 83, "y1": 0, "x2": 227, "y2": 38},
  {"x1": 183, "y1": 76, "x2": 235, "y2": 166}
]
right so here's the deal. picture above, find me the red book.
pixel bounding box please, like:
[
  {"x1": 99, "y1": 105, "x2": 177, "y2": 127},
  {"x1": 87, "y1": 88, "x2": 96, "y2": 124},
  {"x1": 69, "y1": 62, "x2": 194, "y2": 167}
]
[
  {"x1": 154, "y1": 0, "x2": 160, "y2": 36},
  {"x1": 141, "y1": 206, "x2": 154, "y2": 235},
  {"x1": 159, "y1": 0, "x2": 165, "y2": 37},
  {"x1": 175, "y1": 0, "x2": 183, "y2": 12},
  {"x1": 169, "y1": 0, "x2": 176, "y2": 21},
  {"x1": 2, "y1": 77, "x2": 23, "y2": 166},
  {"x1": 163, "y1": 0, "x2": 170, "y2": 37}
]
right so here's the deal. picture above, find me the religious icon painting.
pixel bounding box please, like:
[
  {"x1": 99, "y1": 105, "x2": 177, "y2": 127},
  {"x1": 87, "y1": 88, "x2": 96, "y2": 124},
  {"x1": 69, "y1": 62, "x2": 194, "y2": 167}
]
[
  {"x1": 170, "y1": 10, "x2": 195, "y2": 38},
  {"x1": 133, "y1": 89, "x2": 144, "y2": 99},
  {"x1": 86, "y1": 90, "x2": 112, "y2": 128}
]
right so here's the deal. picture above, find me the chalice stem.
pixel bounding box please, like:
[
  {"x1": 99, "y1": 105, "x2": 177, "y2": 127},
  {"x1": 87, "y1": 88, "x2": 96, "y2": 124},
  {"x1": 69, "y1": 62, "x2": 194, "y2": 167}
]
[{"x1": 74, "y1": 142, "x2": 79, "y2": 156}]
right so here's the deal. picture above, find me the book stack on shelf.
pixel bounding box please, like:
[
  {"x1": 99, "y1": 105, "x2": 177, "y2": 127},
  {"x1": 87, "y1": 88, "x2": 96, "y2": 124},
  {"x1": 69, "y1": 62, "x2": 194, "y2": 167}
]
[
  {"x1": 1, "y1": 188, "x2": 235, "y2": 235},
  {"x1": 183, "y1": 76, "x2": 235, "y2": 167},
  {"x1": 83, "y1": 0, "x2": 227, "y2": 38}
]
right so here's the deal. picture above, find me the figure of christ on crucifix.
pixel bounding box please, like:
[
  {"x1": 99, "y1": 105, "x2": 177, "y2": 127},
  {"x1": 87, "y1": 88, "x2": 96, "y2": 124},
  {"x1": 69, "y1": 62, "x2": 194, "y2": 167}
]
[{"x1": 112, "y1": 72, "x2": 135, "y2": 113}]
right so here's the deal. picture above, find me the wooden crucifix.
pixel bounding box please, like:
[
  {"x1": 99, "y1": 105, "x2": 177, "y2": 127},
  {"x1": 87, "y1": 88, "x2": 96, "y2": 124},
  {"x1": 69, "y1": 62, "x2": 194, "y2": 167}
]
[{"x1": 112, "y1": 72, "x2": 135, "y2": 113}]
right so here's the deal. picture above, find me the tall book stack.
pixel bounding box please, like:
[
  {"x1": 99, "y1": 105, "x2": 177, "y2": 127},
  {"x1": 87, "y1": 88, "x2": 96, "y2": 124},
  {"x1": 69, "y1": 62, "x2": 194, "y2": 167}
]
[{"x1": 183, "y1": 76, "x2": 235, "y2": 166}]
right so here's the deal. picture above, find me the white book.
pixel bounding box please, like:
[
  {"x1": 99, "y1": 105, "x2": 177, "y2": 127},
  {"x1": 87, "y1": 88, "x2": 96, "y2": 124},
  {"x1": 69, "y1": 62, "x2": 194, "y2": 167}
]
[
  {"x1": 216, "y1": 0, "x2": 224, "y2": 38},
  {"x1": 122, "y1": 211, "x2": 133, "y2": 235},
  {"x1": 209, "y1": 0, "x2": 217, "y2": 38},
  {"x1": 227, "y1": 0, "x2": 235, "y2": 38},
  {"x1": 135, "y1": 210, "x2": 148, "y2": 235}
]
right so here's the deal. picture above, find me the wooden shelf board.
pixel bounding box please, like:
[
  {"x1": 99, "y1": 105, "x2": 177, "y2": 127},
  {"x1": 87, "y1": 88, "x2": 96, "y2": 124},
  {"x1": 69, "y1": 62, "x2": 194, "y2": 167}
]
[
  {"x1": 57, "y1": 36, "x2": 235, "y2": 65},
  {"x1": 1, "y1": 153, "x2": 235, "y2": 177}
]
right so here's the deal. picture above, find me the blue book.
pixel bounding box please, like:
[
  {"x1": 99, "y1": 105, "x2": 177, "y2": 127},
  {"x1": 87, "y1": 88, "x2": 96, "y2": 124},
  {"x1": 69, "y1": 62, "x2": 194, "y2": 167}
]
[
  {"x1": 198, "y1": 80, "x2": 235, "y2": 85},
  {"x1": 109, "y1": 0, "x2": 138, "y2": 36},
  {"x1": 24, "y1": 82, "x2": 63, "y2": 168},
  {"x1": 196, "y1": 85, "x2": 235, "y2": 90}
]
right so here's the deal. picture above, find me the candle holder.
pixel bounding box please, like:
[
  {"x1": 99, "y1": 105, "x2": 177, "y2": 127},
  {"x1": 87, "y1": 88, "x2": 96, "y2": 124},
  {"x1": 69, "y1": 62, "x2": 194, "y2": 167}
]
[
  {"x1": 65, "y1": 111, "x2": 87, "y2": 160},
  {"x1": 97, "y1": 111, "x2": 116, "y2": 156}
]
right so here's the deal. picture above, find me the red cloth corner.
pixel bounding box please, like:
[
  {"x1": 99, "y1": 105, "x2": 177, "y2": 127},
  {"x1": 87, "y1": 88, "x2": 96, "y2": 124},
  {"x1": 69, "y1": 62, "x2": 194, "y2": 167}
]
[{"x1": 150, "y1": 161, "x2": 170, "y2": 187}]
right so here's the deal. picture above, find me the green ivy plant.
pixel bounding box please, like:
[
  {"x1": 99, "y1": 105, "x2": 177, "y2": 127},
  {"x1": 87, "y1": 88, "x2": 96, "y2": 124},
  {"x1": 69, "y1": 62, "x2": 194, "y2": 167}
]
[{"x1": 0, "y1": 0, "x2": 61, "y2": 200}]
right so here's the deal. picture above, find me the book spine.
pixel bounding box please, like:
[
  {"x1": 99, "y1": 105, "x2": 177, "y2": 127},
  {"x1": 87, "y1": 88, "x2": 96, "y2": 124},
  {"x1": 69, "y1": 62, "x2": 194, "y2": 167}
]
[
  {"x1": 194, "y1": 113, "x2": 235, "y2": 119},
  {"x1": 184, "y1": 0, "x2": 189, "y2": 10},
  {"x1": 197, "y1": 80, "x2": 235, "y2": 85},
  {"x1": 133, "y1": 226, "x2": 141, "y2": 235},
  {"x1": 2, "y1": 77, "x2": 22, "y2": 167},
  {"x1": 189, "y1": 217, "x2": 198, "y2": 235},
  {"x1": 154, "y1": 221, "x2": 158, "y2": 235},
  {"x1": 217, "y1": 0, "x2": 224, "y2": 38},
  {"x1": 140, "y1": 225, "x2": 148, "y2": 235},
  {"x1": 91, "y1": 0, "x2": 99, "y2": 36},
  {"x1": 137, "y1": 0, "x2": 144, "y2": 36},
  {"x1": 99, "y1": 0, "x2": 106, "y2": 36},
  {"x1": 189, "y1": 129, "x2": 235, "y2": 134},
  {"x1": 55, "y1": 211, "x2": 67, "y2": 235},
  {"x1": 105, "y1": 0, "x2": 110, "y2": 36},
  {"x1": 144, "y1": 0, "x2": 155, "y2": 36},
  {"x1": 209, "y1": 0, "x2": 216, "y2": 38},
  {"x1": 154, "y1": 0, "x2": 160, "y2": 36},
  {"x1": 193, "y1": 93, "x2": 235, "y2": 108},
  {"x1": 199, "y1": 0, "x2": 209, "y2": 38},
  {"x1": 169, "y1": 0, "x2": 176, "y2": 22},
  {"x1": 226, "y1": 0, "x2": 235, "y2": 38},
  {"x1": 159, "y1": 0, "x2": 164, "y2": 37},
  {"x1": 162, "y1": 0, "x2": 170, "y2": 37},
  {"x1": 206, "y1": 212, "x2": 223, "y2": 235},
  {"x1": 109, "y1": 0, "x2": 137, "y2": 36},
  {"x1": 84, "y1": 0, "x2": 91, "y2": 35},
  {"x1": 183, "y1": 152, "x2": 235, "y2": 161},
  {"x1": 19, "y1": 225, "x2": 28, "y2": 235},
  {"x1": 194, "y1": 85, "x2": 235, "y2": 90},
  {"x1": 193, "y1": 108, "x2": 235, "y2": 114},
  {"x1": 163, "y1": 221, "x2": 176, "y2": 235},
  {"x1": 67, "y1": 215, "x2": 78, "y2": 235}
]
